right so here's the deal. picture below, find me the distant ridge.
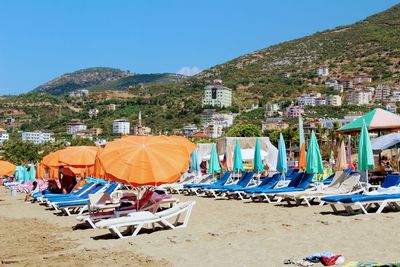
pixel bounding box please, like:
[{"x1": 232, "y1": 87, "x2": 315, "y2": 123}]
[{"x1": 34, "y1": 67, "x2": 187, "y2": 95}]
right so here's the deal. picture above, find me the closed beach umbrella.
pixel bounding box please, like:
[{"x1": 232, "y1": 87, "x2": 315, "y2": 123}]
[
  {"x1": 233, "y1": 140, "x2": 244, "y2": 173},
  {"x1": 306, "y1": 131, "x2": 323, "y2": 174},
  {"x1": 276, "y1": 133, "x2": 288, "y2": 175},
  {"x1": 358, "y1": 121, "x2": 375, "y2": 182},
  {"x1": 29, "y1": 164, "x2": 36, "y2": 181},
  {"x1": 190, "y1": 149, "x2": 201, "y2": 174},
  {"x1": 23, "y1": 166, "x2": 29, "y2": 183},
  {"x1": 208, "y1": 144, "x2": 221, "y2": 175},
  {"x1": 253, "y1": 138, "x2": 264, "y2": 173},
  {"x1": 335, "y1": 140, "x2": 347, "y2": 171},
  {"x1": 98, "y1": 135, "x2": 190, "y2": 186},
  {"x1": 298, "y1": 116, "x2": 307, "y2": 170},
  {"x1": 0, "y1": 160, "x2": 16, "y2": 176}
]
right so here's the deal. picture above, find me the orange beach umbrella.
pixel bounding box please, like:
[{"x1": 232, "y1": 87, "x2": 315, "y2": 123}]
[
  {"x1": 0, "y1": 160, "x2": 16, "y2": 176},
  {"x1": 58, "y1": 146, "x2": 98, "y2": 166},
  {"x1": 98, "y1": 135, "x2": 190, "y2": 186},
  {"x1": 298, "y1": 144, "x2": 307, "y2": 170}
]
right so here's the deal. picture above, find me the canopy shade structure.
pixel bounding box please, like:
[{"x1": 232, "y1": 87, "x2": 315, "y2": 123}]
[
  {"x1": 0, "y1": 160, "x2": 16, "y2": 176},
  {"x1": 98, "y1": 135, "x2": 191, "y2": 186},
  {"x1": 338, "y1": 108, "x2": 400, "y2": 134},
  {"x1": 371, "y1": 132, "x2": 400, "y2": 154}
]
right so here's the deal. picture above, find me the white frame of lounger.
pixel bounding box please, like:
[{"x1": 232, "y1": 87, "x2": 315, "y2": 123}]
[
  {"x1": 98, "y1": 201, "x2": 196, "y2": 239},
  {"x1": 329, "y1": 198, "x2": 400, "y2": 215},
  {"x1": 293, "y1": 188, "x2": 365, "y2": 207}
]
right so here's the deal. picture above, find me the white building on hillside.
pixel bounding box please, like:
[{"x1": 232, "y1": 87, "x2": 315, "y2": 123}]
[
  {"x1": 317, "y1": 66, "x2": 329, "y2": 77},
  {"x1": 22, "y1": 131, "x2": 53, "y2": 144},
  {"x1": 66, "y1": 119, "x2": 87, "y2": 135},
  {"x1": 202, "y1": 80, "x2": 232, "y2": 108},
  {"x1": 112, "y1": 119, "x2": 130, "y2": 135},
  {"x1": 326, "y1": 95, "x2": 342, "y2": 106},
  {"x1": 0, "y1": 130, "x2": 9, "y2": 145},
  {"x1": 348, "y1": 90, "x2": 373, "y2": 105},
  {"x1": 88, "y1": 108, "x2": 99, "y2": 118}
]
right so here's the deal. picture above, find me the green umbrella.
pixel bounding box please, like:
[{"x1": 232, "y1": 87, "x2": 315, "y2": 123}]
[
  {"x1": 277, "y1": 133, "x2": 288, "y2": 174},
  {"x1": 253, "y1": 138, "x2": 264, "y2": 173},
  {"x1": 208, "y1": 143, "x2": 221, "y2": 175},
  {"x1": 358, "y1": 120, "x2": 375, "y2": 182},
  {"x1": 306, "y1": 131, "x2": 324, "y2": 175},
  {"x1": 233, "y1": 140, "x2": 244, "y2": 173},
  {"x1": 190, "y1": 149, "x2": 200, "y2": 174},
  {"x1": 29, "y1": 164, "x2": 36, "y2": 181}
]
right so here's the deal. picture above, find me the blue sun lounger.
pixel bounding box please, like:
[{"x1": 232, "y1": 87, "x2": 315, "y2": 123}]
[
  {"x1": 54, "y1": 183, "x2": 120, "y2": 216},
  {"x1": 321, "y1": 174, "x2": 400, "y2": 214},
  {"x1": 250, "y1": 172, "x2": 315, "y2": 202},
  {"x1": 38, "y1": 182, "x2": 97, "y2": 203},
  {"x1": 48, "y1": 183, "x2": 106, "y2": 207},
  {"x1": 202, "y1": 172, "x2": 255, "y2": 198}
]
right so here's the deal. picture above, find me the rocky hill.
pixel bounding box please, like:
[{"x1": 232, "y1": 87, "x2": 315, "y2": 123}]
[{"x1": 34, "y1": 67, "x2": 187, "y2": 95}]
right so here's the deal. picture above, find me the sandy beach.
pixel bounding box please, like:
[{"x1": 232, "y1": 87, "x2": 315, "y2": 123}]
[{"x1": 0, "y1": 187, "x2": 399, "y2": 266}]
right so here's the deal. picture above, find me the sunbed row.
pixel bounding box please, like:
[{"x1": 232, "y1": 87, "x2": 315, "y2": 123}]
[
  {"x1": 168, "y1": 168, "x2": 400, "y2": 215},
  {"x1": 10, "y1": 180, "x2": 196, "y2": 239}
]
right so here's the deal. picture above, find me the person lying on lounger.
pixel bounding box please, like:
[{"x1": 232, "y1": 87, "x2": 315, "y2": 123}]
[{"x1": 24, "y1": 181, "x2": 39, "y2": 202}]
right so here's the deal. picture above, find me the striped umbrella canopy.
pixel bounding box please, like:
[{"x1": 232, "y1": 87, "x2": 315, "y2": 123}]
[
  {"x1": 253, "y1": 138, "x2": 264, "y2": 173},
  {"x1": 233, "y1": 140, "x2": 244, "y2": 172},
  {"x1": 306, "y1": 131, "x2": 324, "y2": 174},
  {"x1": 338, "y1": 108, "x2": 400, "y2": 134},
  {"x1": 276, "y1": 133, "x2": 287, "y2": 174}
]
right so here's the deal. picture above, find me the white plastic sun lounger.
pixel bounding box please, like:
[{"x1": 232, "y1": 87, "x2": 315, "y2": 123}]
[{"x1": 94, "y1": 201, "x2": 196, "y2": 238}]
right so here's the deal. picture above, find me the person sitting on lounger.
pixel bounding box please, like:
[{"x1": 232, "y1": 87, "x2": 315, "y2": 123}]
[
  {"x1": 24, "y1": 181, "x2": 39, "y2": 202},
  {"x1": 43, "y1": 179, "x2": 62, "y2": 194}
]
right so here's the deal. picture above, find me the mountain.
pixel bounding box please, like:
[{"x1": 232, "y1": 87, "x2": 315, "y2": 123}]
[
  {"x1": 34, "y1": 67, "x2": 187, "y2": 95},
  {"x1": 193, "y1": 3, "x2": 400, "y2": 104}
]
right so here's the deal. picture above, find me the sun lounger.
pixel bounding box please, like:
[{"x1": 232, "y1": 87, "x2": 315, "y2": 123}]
[
  {"x1": 321, "y1": 174, "x2": 400, "y2": 214},
  {"x1": 37, "y1": 182, "x2": 97, "y2": 203},
  {"x1": 250, "y1": 172, "x2": 315, "y2": 202},
  {"x1": 94, "y1": 200, "x2": 196, "y2": 239},
  {"x1": 281, "y1": 172, "x2": 363, "y2": 207},
  {"x1": 231, "y1": 173, "x2": 282, "y2": 200},
  {"x1": 55, "y1": 183, "x2": 118, "y2": 216},
  {"x1": 201, "y1": 172, "x2": 254, "y2": 198},
  {"x1": 182, "y1": 172, "x2": 232, "y2": 196}
]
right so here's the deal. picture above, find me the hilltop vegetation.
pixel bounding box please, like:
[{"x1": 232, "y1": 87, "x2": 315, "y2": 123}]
[{"x1": 34, "y1": 67, "x2": 187, "y2": 95}]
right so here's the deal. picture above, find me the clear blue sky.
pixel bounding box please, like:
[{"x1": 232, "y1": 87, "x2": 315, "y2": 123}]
[{"x1": 1, "y1": 0, "x2": 399, "y2": 94}]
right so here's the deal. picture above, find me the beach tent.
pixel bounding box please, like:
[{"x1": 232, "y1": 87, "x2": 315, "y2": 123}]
[
  {"x1": 216, "y1": 137, "x2": 278, "y2": 171},
  {"x1": 338, "y1": 108, "x2": 400, "y2": 134},
  {"x1": 98, "y1": 135, "x2": 191, "y2": 186},
  {"x1": 0, "y1": 160, "x2": 16, "y2": 177},
  {"x1": 371, "y1": 132, "x2": 400, "y2": 154}
]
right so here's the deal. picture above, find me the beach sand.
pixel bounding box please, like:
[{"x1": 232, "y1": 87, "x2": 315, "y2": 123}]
[{"x1": 0, "y1": 187, "x2": 399, "y2": 266}]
